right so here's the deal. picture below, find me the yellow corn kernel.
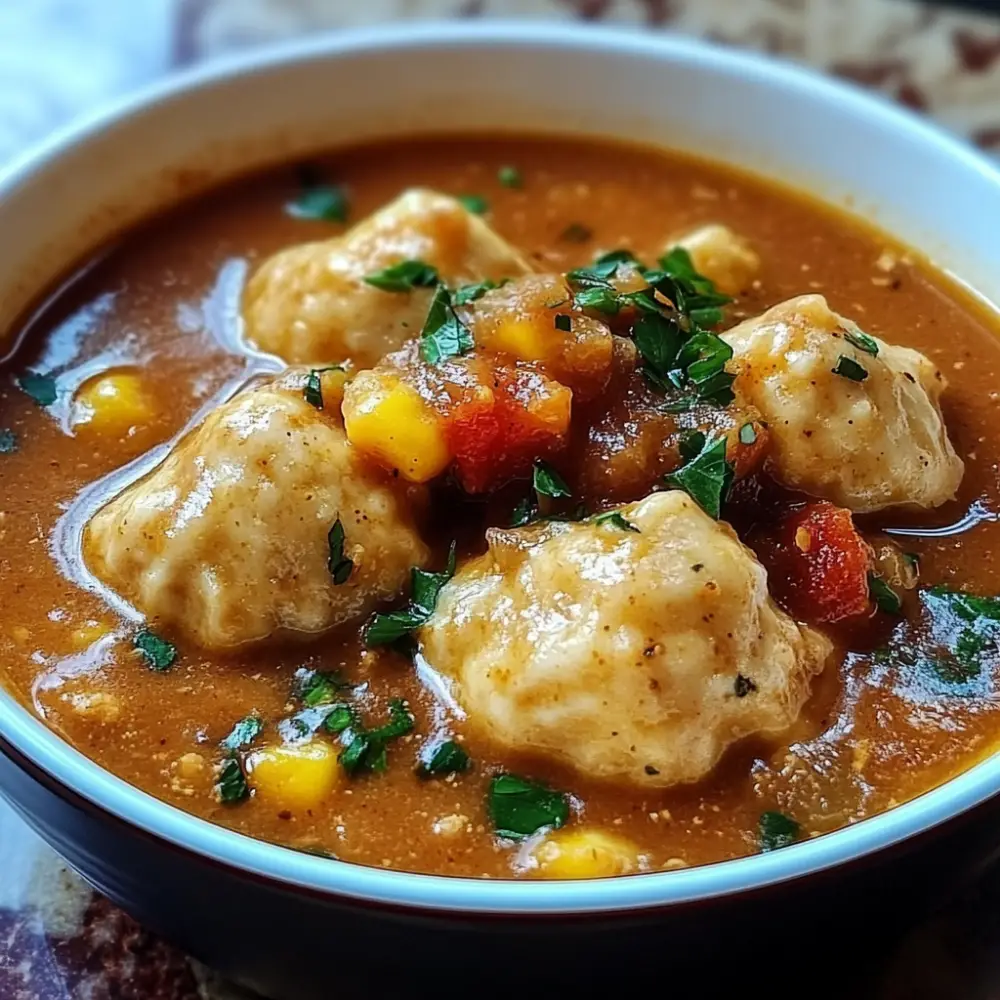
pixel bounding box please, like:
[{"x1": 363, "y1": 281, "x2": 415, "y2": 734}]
[
  {"x1": 246, "y1": 740, "x2": 341, "y2": 812},
  {"x1": 73, "y1": 370, "x2": 154, "y2": 436},
  {"x1": 314, "y1": 366, "x2": 349, "y2": 409},
  {"x1": 488, "y1": 315, "x2": 550, "y2": 362},
  {"x1": 70, "y1": 619, "x2": 112, "y2": 650},
  {"x1": 343, "y1": 374, "x2": 449, "y2": 483},
  {"x1": 529, "y1": 829, "x2": 641, "y2": 879}
]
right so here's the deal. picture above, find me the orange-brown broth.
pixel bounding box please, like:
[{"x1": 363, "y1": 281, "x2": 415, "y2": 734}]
[{"x1": 2, "y1": 135, "x2": 1000, "y2": 877}]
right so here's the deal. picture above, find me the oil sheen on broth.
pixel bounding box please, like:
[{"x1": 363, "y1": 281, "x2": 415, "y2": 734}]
[{"x1": 2, "y1": 136, "x2": 1000, "y2": 880}]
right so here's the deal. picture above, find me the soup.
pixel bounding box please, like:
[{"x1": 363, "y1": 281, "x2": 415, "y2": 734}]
[{"x1": 2, "y1": 135, "x2": 999, "y2": 879}]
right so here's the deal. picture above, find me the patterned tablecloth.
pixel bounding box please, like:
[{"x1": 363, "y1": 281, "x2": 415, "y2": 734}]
[{"x1": 5, "y1": 1, "x2": 1000, "y2": 997}]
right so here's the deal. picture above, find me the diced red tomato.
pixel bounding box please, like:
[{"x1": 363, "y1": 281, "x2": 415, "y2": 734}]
[
  {"x1": 754, "y1": 501, "x2": 872, "y2": 623},
  {"x1": 444, "y1": 367, "x2": 572, "y2": 493}
]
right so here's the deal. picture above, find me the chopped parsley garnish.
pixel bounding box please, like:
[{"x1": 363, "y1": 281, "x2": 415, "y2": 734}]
[
  {"x1": 567, "y1": 246, "x2": 735, "y2": 407},
  {"x1": 324, "y1": 704, "x2": 355, "y2": 735},
  {"x1": 633, "y1": 312, "x2": 682, "y2": 385},
  {"x1": 133, "y1": 629, "x2": 176, "y2": 671},
  {"x1": 303, "y1": 365, "x2": 344, "y2": 409},
  {"x1": 366, "y1": 543, "x2": 457, "y2": 646},
  {"x1": 510, "y1": 496, "x2": 539, "y2": 527},
  {"x1": 488, "y1": 774, "x2": 569, "y2": 839},
  {"x1": 678, "y1": 429, "x2": 707, "y2": 462},
  {"x1": 419, "y1": 285, "x2": 474, "y2": 363},
  {"x1": 675, "y1": 329, "x2": 736, "y2": 406},
  {"x1": 758, "y1": 811, "x2": 800, "y2": 851},
  {"x1": 734, "y1": 674, "x2": 757, "y2": 697},
  {"x1": 339, "y1": 699, "x2": 414, "y2": 776},
  {"x1": 327, "y1": 518, "x2": 354, "y2": 585},
  {"x1": 0, "y1": 429, "x2": 17, "y2": 453},
  {"x1": 594, "y1": 511, "x2": 640, "y2": 533},
  {"x1": 458, "y1": 194, "x2": 489, "y2": 215},
  {"x1": 863, "y1": 586, "x2": 1000, "y2": 693},
  {"x1": 363, "y1": 259, "x2": 440, "y2": 292},
  {"x1": 215, "y1": 757, "x2": 250, "y2": 804},
  {"x1": 220, "y1": 715, "x2": 264, "y2": 752},
  {"x1": 453, "y1": 279, "x2": 506, "y2": 306},
  {"x1": 17, "y1": 372, "x2": 57, "y2": 407},
  {"x1": 868, "y1": 573, "x2": 902, "y2": 615},
  {"x1": 287, "y1": 184, "x2": 349, "y2": 223},
  {"x1": 554, "y1": 313, "x2": 572, "y2": 333},
  {"x1": 844, "y1": 328, "x2": 879, "y2": 357},
  {"x1": 572, "y1": 286, "x2": 622, "y2": 314},
  {"x1": 832, "y1": 355, "x2": 868, "y2": 382},
  {"x1": 293, "y1": 667, "x2": 349, "y2": 707},
  {"x1": 738, "y1": 422, "x2": 757, "y2": 445},
  {"x1": 497, "y1": 166, "x2": 522, "y2": 189},
  {"x1": 532, "y1": 459, "x2": 572, "y2": 499},
  {"x1": 417, "y1": 739, "x2": 470, "y2": 778},
  {"x1": 664, "y1": 436, "x2": 733, "y2": 519},
  {"x1": 560, "y1": 222, "x2": 593, "y2": 243}
]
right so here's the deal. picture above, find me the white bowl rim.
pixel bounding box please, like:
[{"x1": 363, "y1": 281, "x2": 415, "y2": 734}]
[{"x1": 2, "y1": 18, "x2": 1000, "y2": 916}]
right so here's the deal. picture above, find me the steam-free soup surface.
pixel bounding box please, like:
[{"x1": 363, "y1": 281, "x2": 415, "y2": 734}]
[{"x1": 2, "y1": 136, "x2": 1000, "y2": 878}]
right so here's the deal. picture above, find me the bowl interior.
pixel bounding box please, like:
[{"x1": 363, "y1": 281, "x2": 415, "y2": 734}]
[{"x1": 2, "y1": 20, "x2": 1000, "y2": 913}]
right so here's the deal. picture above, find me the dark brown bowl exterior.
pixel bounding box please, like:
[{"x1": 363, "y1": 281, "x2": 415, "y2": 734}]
[{"x1": 4, "y1": 733, "x2": 1000, "y2": 999}]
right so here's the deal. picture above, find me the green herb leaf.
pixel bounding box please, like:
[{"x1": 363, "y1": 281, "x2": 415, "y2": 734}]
[
  {"x1": 572, "y1": 286, "x2": 622, "y2": 314},
  {"x1": 303, "y1": 365, "x2": 344, "y2": 410},
  {"x1": 134, "y1": 629, "x2": 176, "y2": 671},
  {"x1": 510, "y1": 496, "x2": 539, "y2": 527},
  {"x1": 458, "y1": 194, "x2": 488, "y2": 215},
  {"x1": 363, "y1": 259, "x2": 440, "y2": 293},
  {"x1": 554, "y1": 313, "x2": 572, "y2": 333},
  {"x1": 739, "y1": 423, "x2": 757, "y2": 445},
  {"x1": 419, "y1": 285, "x2": 474, "y2": 364},
  {"x1": 18, "y1": 372, "x2": 57, "y2": 407},
  {"x1": 532, "y1": 460, "x2": 572, "y2": 499},
  {"x1": 339, "y1": 699, "x2": 415, "y2": 776},
  {"x1": 678, "y1": 430, "x2": 707, "y2": 462},
  {"x1": 677, "y1": 330, "x2": 736, "y2": 405},
  {"x1": 868, "y1": 572, "x2": 902, "y2": 615},
  {"x1": 366, "y1": 543, "x2": 458, "y2": 646},
  {"x1": 221, "y1": 715, "x2": 264, "y2": 752},
  {"x1": 594, "y1": 511, "x2": 640, "y2": 533},
  {"x1": 560, "y1": 222, "x2": 593, "y2": 243},
  {"x1": 216, "y1": 757, "x2": 250, "y2": 804},
  {"x1": 0, "y1": 429, "x2": 17, "y2": 454},
  {"x1": 324, "y1": 704, "x2": 355, "y2": 734},
  {"x1": 497, "y1": 166, "x2": 522, "y2": 189},
  {"x1": 417, "y1": 739, "x2": 470, "y2": 778},
  {"x1": 844, "y1": 328, "x2": 879, "y2": 357},
  {"x1": 734, "y1": 674, "x2": 757, "y2": 697},
  {"x1": 758, "y1": 811, "x2": 800, "y2": 851},
  {"x1": 488, "y1": 774, "x2": 570, "y2": 839},
  {"x1": 664, "y1": 436, "x2": 733, "y2": 519},
  {"x1": 327, "y1": 518, "x2": 354, "y2": 585},
  {"x1": 293, "y1": 668, "x2": 349, "y2": 707},
  {"x1": 453, "y1": 279, "x2": 506, "y2": 306},
  {"x1": 832, "y1": 355, "x2": 869, "y2": 382},
  {"x1": 632, "y1": 312, "x2": 682, "y2": 378},
  {"x1": 287, "y1": 184, "x2": 349, "y2": 223}
]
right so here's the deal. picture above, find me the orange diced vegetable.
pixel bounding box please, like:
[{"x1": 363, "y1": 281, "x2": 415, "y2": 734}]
[{"x1": 756, "y1": 501, "x2": 872, "y2": 623}]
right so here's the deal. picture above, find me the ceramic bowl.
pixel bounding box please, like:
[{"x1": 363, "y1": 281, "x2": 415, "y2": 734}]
[{"x1": 2, "y1": 21, "x2": 1000, "y2": 999}]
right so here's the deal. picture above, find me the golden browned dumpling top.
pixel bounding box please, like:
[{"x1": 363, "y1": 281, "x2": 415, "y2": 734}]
[
  {"x1": 420, "y1": 490, "x2": 830, "y2": 789},
  {"x1": 243, "y1": 188, "x2": 532, "y2": 367},
  {"x1": 723, "y1": 294, "x2": 964, "y2": 512},
  {"x1": 85, "y1": 371, "x2": 428, "y2": 650}
]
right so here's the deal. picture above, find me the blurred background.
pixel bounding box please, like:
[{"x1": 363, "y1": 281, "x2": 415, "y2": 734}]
[{"x1": 5, "y1": 0, "x2": 1000, "y2": 168}]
